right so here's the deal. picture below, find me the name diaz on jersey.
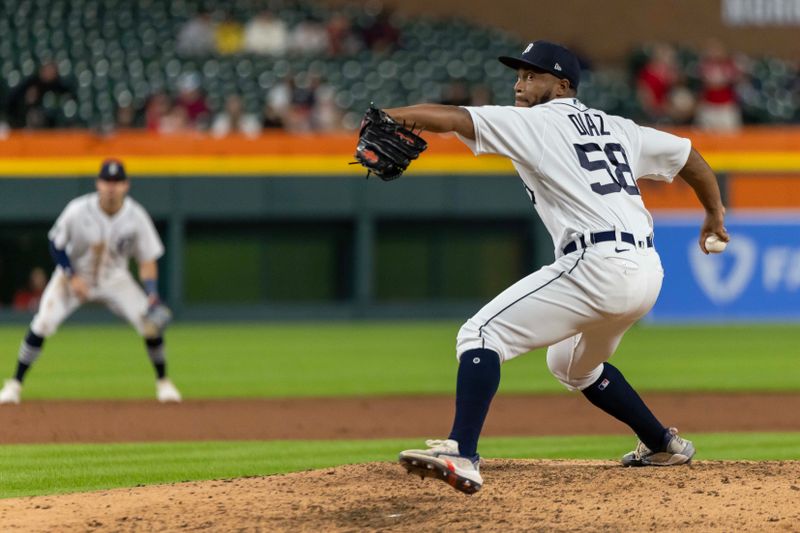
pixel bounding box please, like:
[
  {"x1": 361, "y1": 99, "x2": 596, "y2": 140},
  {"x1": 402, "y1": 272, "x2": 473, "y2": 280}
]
[{"x1": 568, "y1": 113, "x2": 611, "y2": 137}]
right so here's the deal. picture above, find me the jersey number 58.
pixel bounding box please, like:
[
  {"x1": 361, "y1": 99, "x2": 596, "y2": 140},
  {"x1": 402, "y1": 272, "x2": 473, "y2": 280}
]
[{"x1": 573, "y1": 142, "x2": 640, "y2": 196}]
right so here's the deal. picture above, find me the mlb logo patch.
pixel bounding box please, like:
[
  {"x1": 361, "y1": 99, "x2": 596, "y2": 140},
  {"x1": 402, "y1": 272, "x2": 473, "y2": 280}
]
[{"x1": 598, "y1": 378, "x2": 610, "y2": 391}]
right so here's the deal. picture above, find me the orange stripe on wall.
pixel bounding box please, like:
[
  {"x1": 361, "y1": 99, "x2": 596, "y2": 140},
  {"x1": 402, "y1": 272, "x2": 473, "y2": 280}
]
[
  {"x1": 638, "y1": 179, "x2": 703, "y2": 210},
  {"x1": 0, "y1": 126, "x2": 798, "y2": 157},
  {"x1": 0, "y1": 130, "x2": 470, "y2": 157},
  {"x1": 730, "y1": 174, "x2": 800, "y2": 209},
  {"x1": 669, "y1": 126, "x2": 800, "y2": 152}
]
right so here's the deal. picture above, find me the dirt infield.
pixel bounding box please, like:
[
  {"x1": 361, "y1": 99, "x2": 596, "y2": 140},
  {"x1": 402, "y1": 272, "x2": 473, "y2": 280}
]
[
  {"x1": 2, "y1": 393, "x2": 800, "y2": 531},
  {"x1": 2, "y1": 461, "x2": 799, "y2": 532},
  {"x1": 1, "y1": 392, "x2": 800, "y2": 443}
]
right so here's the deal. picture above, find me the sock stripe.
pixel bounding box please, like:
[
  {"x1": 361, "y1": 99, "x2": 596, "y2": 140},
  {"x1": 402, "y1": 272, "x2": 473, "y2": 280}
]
[{"x1": 18, "y1": 341, "x2": 42, "y2": 365}]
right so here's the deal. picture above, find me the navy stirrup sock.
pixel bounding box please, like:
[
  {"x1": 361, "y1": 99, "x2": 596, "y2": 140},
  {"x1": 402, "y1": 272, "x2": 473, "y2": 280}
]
[
  {"x1": 448, "y1": 348, "x2": 501, "y2": 458},
  {"x1": 15, "y1": 330, "x2": 45, "y2": 383},
  {"x1": 145, "y1": 337, "x2": 167, "y2": 379},
  {"x1": 582, "y1": 362, "x2": 668, "y2": 451}
]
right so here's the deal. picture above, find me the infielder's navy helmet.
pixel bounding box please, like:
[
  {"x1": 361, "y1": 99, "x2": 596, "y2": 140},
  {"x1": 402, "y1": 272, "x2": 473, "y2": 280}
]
[
  {"x1": 99, "y1": 158, "x2": 127, "y2": 181},
  {"x1": 499, "y1": 40, "x2": 581, "y2": 89}
]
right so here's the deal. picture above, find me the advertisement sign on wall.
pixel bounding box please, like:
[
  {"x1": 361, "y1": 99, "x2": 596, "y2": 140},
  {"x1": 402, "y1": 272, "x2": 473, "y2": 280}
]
[{"x1": 650, "y1": 213, "x2": 800, "y2": 322}]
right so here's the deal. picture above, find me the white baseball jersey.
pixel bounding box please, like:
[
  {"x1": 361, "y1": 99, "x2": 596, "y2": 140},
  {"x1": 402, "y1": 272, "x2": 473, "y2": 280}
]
[
  {"x1": 457, "y1": 98, "x2": 691, "y2": 254},
  {"x1": 453, "y1": 98, "x2": 692, "y2": 391},
  {"x1": 48, "y1": 193, "x2": 164, "y2": 286},
  {"x1": 31, "y1": 193, "x2": 163, "y2": 338}
]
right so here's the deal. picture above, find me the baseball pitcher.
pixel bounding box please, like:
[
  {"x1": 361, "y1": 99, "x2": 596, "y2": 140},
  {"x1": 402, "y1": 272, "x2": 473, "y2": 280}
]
[
  {"x1": 0, "y1": 159, "x2": 181, "y2": 404},
  {"x1": 354, "y1": 41, "x2": 729, "y2": 494}
]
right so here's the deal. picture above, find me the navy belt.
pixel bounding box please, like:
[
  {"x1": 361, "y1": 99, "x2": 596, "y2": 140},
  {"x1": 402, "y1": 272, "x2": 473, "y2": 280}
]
[{"x1": 562, "y1": 231, "x2": 654, "y2": 255}]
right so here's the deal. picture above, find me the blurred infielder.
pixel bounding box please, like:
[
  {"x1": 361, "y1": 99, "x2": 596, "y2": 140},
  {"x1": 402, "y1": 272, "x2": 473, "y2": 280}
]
[
  {"x1": 0, "y1": 159, "x2": 181, "y2": 404},
  {"x1": 354, "y1": 41, "x2": 728, "y2": 494}
]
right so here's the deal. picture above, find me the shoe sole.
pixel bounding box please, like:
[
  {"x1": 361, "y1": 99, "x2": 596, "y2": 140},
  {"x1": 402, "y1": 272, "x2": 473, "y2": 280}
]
[
  {"x1": 622, "y1": 450, "x2": 695, "y2": 467},
  {"x1": 398, "y1": 455, "x2": 481, "y2": 495},
  {"x1": 623, "y1": 457, "x2": 693, "y2": 467}
]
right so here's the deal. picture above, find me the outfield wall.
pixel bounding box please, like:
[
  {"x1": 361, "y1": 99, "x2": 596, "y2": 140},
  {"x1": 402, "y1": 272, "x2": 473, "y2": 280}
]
[{"x1": 1, "y1": 129, "x2": 798, "y2": 322}]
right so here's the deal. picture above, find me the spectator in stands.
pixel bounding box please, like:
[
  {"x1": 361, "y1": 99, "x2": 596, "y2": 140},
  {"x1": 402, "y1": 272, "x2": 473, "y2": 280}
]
[
  {"x1": 285, "y1": 73, "x2": 317, "y2": 132},
  {"x1": 176, "y1": 11, "x2": 215, "y2": 57},
  {"x1": 115, "y1": 100, "x2": 144, "y2": 129},
  {"x1": 312, "y1": 83, "x2": 342, "y2": 131},
  {"x1": 215, "y1": 12, "x2": 245, "y2": 55},
  {"x1": 635, "y1": 43, "x2": 679, "y2": 123},
  {"x1": 12, "y1": 267, "x2": 47, "y2": 313},
  {"x1": 326, "y1": 13, "x2": 362, "y2": 57},
  {"x1": 289, "y1": 15, "x2": 329, "y2": 55},
  {"x1": 360, "y1": 7, "x2": 400, "y2": 53},
  {"x1": 144, "y1": 90, "x2": 172, "y2": 132},
  {"x1": 266, "y1": 75, "x2": 293, "y2": 127},
  {"x1": 211, "y1": 94, "x2": 262, "y2": 137},
  {"x1": 695, "y1": 39, "x2": 742, "y2": 131},
  {"x1": 159, "y1": 105, "x2": 191, "y2": 134},
  {"x1": 440, "y1": 80, "x2": 471, "y2": 106},
  {"x1": 6, "y1": 61, "x2": 74, "y2": 129},
  {"x1": 174, "y1": 73, "x2": 210, "y2": 130},
  {"x1": 261, "y1": 101, "x2": 285, "y2": 130},
  {"x1": 243, "y1": 11, "x2": 289, "y2": 56},
  {"x1": 267, "y1": 72, "x2": 339, "y2": 132},
  {"x1": 667, "y1": 80, "x2": 697, "y2": 126},
  {"x1": 469, "y1": 84, "x2": 494, "y2": 106}
]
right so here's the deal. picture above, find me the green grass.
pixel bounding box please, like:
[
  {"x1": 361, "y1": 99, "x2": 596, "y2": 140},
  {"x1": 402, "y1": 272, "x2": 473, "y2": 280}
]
[
  {"x1": 1, "y1": 433, "x2": 799, "y2": 499},
  {"x1": 0, "y1": 322, "x2": 798, "y2": 399}
]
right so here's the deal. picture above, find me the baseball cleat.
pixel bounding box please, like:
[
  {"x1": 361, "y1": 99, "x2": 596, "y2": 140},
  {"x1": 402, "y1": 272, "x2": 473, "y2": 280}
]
[
  {"x1": 622, "y1": 427, "x2": 695, "y2": 467},
  {"x1": 0, "y1": 379, "x2": 22, "y2": 404},
  {"x1": 398, "y1": 439, "x2": 483, "y2": 495},
  {"x1": 156, "y1": 378, "x2": 182, "y2": 403}
]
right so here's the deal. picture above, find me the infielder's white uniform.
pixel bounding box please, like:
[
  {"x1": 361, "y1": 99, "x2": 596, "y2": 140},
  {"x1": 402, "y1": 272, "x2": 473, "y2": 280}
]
[
  {"x1": 32, "y1": 193, "x2": 164, "y2": 338},
  {"x1": 455, "y1": 98, "x2": 691, "y2": 390}
]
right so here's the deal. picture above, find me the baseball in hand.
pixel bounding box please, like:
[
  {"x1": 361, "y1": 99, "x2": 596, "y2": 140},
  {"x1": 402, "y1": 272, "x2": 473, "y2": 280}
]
[{"x1": 705, "y1": 234, "x2": 727, "y2": 254}]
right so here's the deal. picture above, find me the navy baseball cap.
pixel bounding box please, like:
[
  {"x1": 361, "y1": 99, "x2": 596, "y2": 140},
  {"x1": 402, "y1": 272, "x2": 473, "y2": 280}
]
[
  {"x1": 98, "y1": 158, "x2": 127, "y2": 181},
  {"x1": 499, "y1": 41, "x2": 581, "y2": 89}
]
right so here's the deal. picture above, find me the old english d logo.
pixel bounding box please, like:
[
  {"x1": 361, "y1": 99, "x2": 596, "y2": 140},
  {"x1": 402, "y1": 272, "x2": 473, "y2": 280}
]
[{"x1": 688, "y1": 235, "x2": 756, "y2": 305}]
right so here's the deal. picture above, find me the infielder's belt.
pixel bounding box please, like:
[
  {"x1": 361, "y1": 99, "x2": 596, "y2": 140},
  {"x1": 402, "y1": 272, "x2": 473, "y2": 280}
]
[{"x1": 562, "y1": 231, "x2": 654, "y2": 255}]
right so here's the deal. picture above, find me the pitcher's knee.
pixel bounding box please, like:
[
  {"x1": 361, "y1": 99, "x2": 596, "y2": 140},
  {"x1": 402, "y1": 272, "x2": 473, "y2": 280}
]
[
  {"x1": 456, "y1": 319, "x2": 506, "y2": 362},
  {"x1": 546, "y1": 354, "x2": 604, "y2": 391}
]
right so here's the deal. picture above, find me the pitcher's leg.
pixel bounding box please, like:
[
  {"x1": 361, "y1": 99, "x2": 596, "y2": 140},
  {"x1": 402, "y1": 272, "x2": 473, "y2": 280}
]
[
  {"x1": 456, "y1": 253, "x2": 591, "y2": 362},
  {"x1": 546, "y1": 324, "x2": 668, "y2": 453},
  {"x1": 447, "y1": 348, "x2": 500, "y2": 458},
  {"x1": 449, "y1": 255, "x2": 593, "y2": 457}
]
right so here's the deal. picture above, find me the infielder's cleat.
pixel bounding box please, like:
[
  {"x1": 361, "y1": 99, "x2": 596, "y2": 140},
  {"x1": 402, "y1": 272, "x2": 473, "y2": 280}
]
[
  {"x1": 622, "y1": 427, "x2": 695, "y2": 467},
  {"x1": 0, "y1": 379, "x2": 22, "y2": 404},
  {"x1": 156, "y1": 378, "x2": 182, "y2": 403},
  {"x1": 398, "y1": 439, "x2": 483, "y2": 495}
]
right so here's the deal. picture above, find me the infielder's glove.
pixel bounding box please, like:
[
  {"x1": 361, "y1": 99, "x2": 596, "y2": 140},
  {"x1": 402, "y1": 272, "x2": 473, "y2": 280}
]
[
  {"x1": 142, "y1": 302, "x2": 172, "y2": 338},
  {"x1": 353, "y1": 105, "x2": 428, "y2": 181}
]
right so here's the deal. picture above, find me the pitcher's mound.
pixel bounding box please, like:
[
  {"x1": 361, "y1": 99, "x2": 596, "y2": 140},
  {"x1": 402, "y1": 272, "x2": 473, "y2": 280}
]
[{"x1": 2, "y1": 460, "x2": 799, "y2": 532}]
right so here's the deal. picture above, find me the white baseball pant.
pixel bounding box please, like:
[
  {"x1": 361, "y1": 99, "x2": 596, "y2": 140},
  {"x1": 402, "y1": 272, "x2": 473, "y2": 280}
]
[
  {"x1": 456, "y1": 239, "x2": 663, "y2": 391},
  {"x1": 31, "y1": 268, "x2": 151, "y2": 338}
]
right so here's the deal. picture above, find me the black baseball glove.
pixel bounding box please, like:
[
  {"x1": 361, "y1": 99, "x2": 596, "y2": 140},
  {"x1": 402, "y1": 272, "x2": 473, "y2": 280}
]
[{"x1": 353, "y1": 105, "x2": 428, "y2": 181}]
